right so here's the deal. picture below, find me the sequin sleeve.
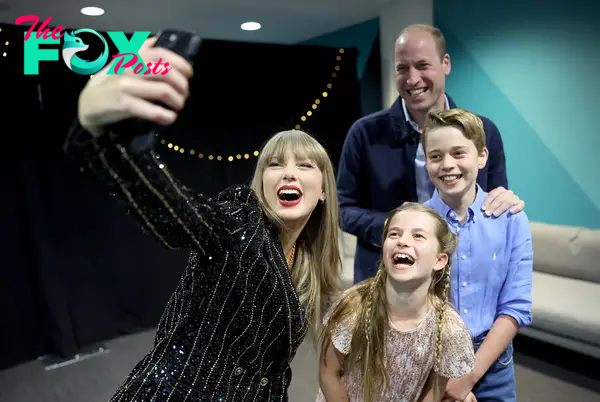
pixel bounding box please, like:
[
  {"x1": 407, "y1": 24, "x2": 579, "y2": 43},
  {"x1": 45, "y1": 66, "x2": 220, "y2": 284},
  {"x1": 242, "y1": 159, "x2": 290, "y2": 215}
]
[
  {"x1": 436, "y1": 308, "x2": 476, "y2": 379},
  {"x1": 63, "y1": 121, "x2": 259, "y2": 254},
  {"x1": 322, "y1": 291, "x2": 357, "y2": 355}
]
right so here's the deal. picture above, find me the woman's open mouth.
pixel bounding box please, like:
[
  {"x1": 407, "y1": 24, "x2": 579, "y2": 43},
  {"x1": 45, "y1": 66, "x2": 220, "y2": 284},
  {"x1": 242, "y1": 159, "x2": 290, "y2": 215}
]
[{"x1": 277, "y1": 186, "x2": 302, "y2": 207}]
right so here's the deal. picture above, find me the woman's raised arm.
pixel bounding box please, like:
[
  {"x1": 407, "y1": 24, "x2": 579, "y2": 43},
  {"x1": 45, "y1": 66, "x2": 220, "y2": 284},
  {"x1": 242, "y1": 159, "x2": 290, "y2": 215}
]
[{"x1": 64, "y1": 37, "x2": 257, "y2": 253}]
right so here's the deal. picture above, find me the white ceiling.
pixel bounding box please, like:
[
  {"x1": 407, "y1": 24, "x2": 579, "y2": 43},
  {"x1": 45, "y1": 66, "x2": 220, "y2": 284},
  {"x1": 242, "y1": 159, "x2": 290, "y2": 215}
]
[{"x1": 1, "y1": 0, "x2": 386, "y2": 44}]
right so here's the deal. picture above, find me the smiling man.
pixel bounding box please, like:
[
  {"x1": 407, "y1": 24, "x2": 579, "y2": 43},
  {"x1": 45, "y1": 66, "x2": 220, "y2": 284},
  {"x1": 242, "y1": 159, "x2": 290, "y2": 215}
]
[{"x1": 336, "y1": 24, "x2": 525, "y2": 283}]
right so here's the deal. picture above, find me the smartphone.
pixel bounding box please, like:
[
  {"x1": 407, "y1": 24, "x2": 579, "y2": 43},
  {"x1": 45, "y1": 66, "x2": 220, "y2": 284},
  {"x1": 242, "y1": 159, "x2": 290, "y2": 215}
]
[
  {"x1": 107, "y1": 29, "x2": 202, "y2": 155},
  {"x1": 154, "y1": 29, "x2": 202, "y2": 63}
]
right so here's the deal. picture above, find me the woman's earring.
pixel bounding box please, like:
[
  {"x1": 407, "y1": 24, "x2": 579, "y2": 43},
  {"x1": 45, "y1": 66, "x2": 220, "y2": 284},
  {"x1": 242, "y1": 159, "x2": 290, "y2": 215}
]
[{"x1": 320, "y1": 199, "x2": 325, "y2": 204}]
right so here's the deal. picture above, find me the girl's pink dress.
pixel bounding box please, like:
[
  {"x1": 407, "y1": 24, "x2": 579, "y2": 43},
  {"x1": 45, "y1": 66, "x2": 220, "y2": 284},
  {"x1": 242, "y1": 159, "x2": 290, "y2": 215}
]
[{"x1": 316, "y1": 300, "x2": 475, "y2": 402}]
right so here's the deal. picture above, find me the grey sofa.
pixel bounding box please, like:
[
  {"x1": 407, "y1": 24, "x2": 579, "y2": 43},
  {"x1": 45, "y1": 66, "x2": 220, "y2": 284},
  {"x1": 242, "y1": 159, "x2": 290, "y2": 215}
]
[{"x1": 520, "y1": 222, "x2": 600, "y2": 358}]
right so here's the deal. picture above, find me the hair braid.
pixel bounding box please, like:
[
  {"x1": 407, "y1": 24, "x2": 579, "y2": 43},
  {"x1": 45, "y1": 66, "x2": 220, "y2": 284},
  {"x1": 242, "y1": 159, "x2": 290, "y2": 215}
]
[
  {"x1": 365, "y1": 268, "x2": 383, "y2": 343},
  {"x1": 362, "y1": 266, "x2": 388, "y2": 402},
  {"x1": 433, "y1": 264, "x2": 452, "y2": 399}
]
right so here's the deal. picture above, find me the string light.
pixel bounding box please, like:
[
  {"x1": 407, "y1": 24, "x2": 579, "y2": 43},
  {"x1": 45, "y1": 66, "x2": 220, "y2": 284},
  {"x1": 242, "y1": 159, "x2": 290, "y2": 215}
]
[
  {"x1": 294, "y1": 47, "x2": 343, "y2": 131},
  {"x1": 0, "y1": 22, "x2": 343, "y2": 162},
  {"x1": 159, "y1": 139, "x2": 261, "y2": 162},
  {"x1": 1, "y1": 29, "x2": 6, "y2": 57},
  {"x1": 159, "y1": 47, "x2": 344, "y2": 161}
]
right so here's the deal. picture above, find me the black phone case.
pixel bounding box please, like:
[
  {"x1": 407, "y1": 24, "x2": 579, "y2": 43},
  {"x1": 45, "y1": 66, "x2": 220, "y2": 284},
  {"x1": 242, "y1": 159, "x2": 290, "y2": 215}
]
[
  {"x1": 155, "y1": 30, "x2": 202, "y2": 62},
  {"x1": 106, "y1": 30, "x2": 201, "y2": 155}
]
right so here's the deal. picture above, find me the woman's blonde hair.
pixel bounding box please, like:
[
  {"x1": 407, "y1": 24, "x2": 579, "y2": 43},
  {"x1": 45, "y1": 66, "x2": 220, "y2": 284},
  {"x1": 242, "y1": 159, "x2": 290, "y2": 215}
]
[
  {"x1": 250, "y1": 129, "x2": 342, "y2": 335},
  {"x1": 321, "y1": 202, "x2": 457, "y2": 402}
]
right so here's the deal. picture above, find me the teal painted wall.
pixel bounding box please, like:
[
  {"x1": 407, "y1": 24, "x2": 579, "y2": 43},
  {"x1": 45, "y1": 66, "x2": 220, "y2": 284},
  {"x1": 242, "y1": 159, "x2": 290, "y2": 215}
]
[
  {"x1": 302, "y1": 18, "x2": 379, "y2": 79},
  {"x1": 435, "y1": 0, "x2": 600, "y2": 229}
]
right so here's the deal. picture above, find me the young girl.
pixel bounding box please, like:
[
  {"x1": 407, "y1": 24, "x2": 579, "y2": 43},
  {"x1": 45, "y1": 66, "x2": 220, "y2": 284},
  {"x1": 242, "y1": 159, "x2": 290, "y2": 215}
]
[{"x1": 317, "y1": 202, "x2": 476, "y2": 402}]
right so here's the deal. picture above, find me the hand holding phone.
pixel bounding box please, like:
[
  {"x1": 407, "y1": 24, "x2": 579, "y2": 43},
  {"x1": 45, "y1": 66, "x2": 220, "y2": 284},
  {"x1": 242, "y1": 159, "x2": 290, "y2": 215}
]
[{"x1": 108, "y1": 29, "x2": 201, "y2": 154}]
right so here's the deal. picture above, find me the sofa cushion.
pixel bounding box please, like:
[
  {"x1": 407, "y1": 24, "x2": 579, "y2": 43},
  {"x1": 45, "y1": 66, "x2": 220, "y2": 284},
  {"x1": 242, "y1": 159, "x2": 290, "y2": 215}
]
[
  {"x1": 339, "y1": 232, "x2": 357, "y2": 286},
  {"x1": 340, "y1": 231, "x2": 357, "y2": 259},
  {"x1": 530, "y1": 271, "x2": 600, "y2": 348},
  {"x1": 530, "y1": 222, "x2": 600, "y2": 284}
]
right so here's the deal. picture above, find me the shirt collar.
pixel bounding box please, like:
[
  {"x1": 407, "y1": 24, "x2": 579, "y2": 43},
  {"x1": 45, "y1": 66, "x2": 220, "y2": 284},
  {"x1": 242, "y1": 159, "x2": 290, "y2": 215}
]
[
  {"x1": 428, "y1": 183, "x2": 485, "y2": 224},
  {"x1": 401, "y1": 94, "x2": 450, "y2": 132}
]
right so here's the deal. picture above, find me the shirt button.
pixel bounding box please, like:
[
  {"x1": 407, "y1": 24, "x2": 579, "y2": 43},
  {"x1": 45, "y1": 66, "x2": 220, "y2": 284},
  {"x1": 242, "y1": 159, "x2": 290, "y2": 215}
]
[
  {"x1": 260, "y1": 377, "x2": 268, "y2": 386},
  {"x1": 463, "y1": 309, "x2": 468, "y2": 314},
  {"x1": 462, "y1": 282, "x2": 467, "y2": 287},
  {"x1": 461, "y1": 255, "x2": 467, "y2": 260}
]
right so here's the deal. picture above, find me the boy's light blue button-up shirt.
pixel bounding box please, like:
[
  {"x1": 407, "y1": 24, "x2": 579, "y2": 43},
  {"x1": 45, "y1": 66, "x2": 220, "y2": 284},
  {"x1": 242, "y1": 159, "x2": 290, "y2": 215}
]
[{"x1": 425, "y1": 184, "x2": 533, "y2": 340}]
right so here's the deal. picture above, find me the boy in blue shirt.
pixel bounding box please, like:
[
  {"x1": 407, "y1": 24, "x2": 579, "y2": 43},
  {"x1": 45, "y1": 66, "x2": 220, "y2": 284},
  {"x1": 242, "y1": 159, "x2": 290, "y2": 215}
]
[{"x1": 422, "y1": 109, "x2": 533, "y2": 402}]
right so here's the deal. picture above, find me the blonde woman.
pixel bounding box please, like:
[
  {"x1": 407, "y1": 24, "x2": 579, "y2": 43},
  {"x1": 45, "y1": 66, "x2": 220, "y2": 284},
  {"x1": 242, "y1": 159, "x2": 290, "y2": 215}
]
[
  {"x1": 66, "y1": 37, "x2": 342, "y2": 401},
  {"x1": 318, "y1": 203, "x2": 476, "y2": 402}
]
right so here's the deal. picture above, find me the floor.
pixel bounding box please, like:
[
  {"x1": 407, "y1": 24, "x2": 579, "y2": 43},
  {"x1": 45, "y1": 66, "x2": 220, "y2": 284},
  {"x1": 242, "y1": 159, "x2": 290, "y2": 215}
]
[{"x1": 0, "y1": 329, "x2": 599, "y2": 402}]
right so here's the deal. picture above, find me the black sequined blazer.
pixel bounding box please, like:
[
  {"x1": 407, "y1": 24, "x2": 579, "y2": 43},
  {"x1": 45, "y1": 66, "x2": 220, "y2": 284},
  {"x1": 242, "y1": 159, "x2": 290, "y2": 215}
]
[{"x1": 64, "y1": 123, "x2": 309, "y2": 401}]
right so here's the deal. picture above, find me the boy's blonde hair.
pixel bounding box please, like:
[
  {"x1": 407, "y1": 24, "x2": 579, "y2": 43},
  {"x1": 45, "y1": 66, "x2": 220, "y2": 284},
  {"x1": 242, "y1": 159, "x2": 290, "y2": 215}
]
[
  {"x1": 422, "y1": 108, "x2": 486, "y2": 153},
  {"x1": 320, "y1": 202, "x2": 457, "y2": 402}
]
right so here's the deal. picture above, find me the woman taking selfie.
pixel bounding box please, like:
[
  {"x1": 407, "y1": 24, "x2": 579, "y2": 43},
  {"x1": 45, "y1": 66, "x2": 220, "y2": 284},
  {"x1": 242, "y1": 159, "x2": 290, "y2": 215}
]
[{"x1": 64, "y1": 37, "x2": 342, "y2": 401}]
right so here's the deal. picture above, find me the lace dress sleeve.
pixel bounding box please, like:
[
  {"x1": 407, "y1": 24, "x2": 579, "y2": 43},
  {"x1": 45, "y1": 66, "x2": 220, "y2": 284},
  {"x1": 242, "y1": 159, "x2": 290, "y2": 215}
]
[
  {"x1": 63, "y1": 121, "x2": 259, "y2": 256},
  {"x1": 436, "y1": 308, "x2": 476, "y2": 379}
]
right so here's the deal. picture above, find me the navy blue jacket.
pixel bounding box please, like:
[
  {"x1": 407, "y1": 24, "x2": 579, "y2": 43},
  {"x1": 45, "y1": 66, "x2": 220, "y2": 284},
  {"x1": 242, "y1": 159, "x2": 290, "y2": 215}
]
[{"x1": 337, "y1": 95, "x2": 508, "y2": 281}]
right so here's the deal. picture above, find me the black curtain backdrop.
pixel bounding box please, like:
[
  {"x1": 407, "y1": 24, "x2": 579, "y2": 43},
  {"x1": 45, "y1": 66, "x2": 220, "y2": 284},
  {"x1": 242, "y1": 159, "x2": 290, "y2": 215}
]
[{"x1": 0, "y1": 23, "x2": 361, "y2": 370}]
